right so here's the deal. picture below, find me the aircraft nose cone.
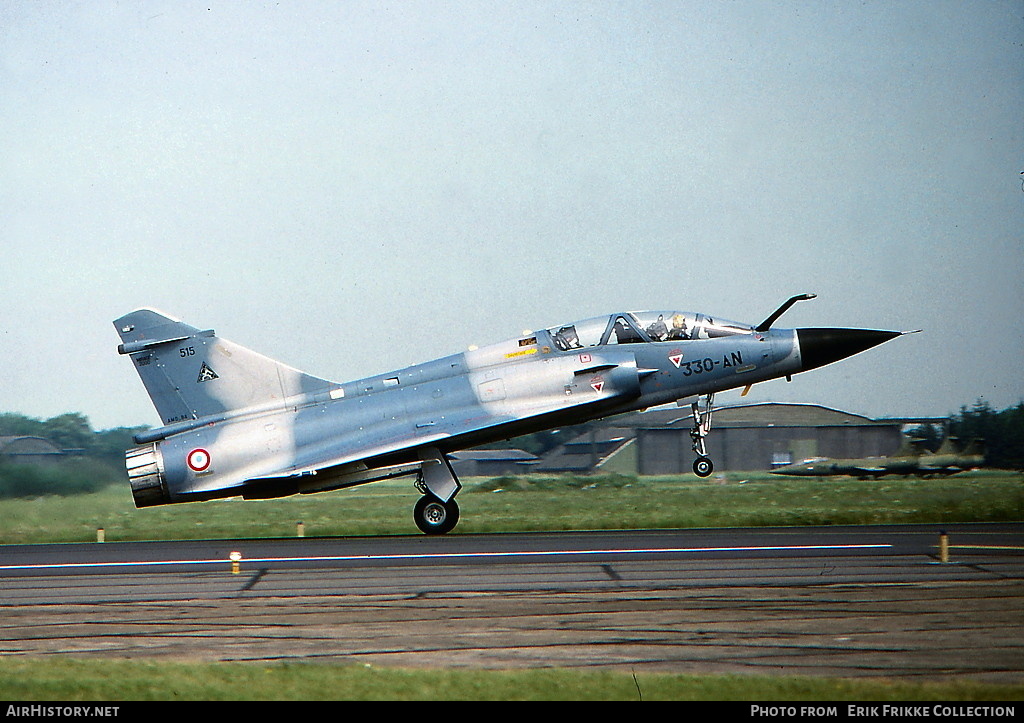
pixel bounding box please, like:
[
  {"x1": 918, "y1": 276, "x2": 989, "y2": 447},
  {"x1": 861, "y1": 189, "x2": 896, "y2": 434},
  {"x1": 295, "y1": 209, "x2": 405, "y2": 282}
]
[{"x1": 796, "y1": 328, "x2": 902, "y2": 372}]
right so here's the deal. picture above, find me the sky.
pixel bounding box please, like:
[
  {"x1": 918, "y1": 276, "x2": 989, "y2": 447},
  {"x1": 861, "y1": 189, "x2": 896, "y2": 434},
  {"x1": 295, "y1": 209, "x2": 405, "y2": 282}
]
[{"x1": 2, "y1": 1, "x2": 1022, "y2": 431}]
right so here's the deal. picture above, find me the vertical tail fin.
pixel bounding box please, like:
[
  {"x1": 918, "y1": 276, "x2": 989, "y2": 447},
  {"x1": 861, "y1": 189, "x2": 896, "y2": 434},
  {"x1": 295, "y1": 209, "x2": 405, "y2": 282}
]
[{"x1": 114, "y1": 309, "x2": 336, "y2": 424}]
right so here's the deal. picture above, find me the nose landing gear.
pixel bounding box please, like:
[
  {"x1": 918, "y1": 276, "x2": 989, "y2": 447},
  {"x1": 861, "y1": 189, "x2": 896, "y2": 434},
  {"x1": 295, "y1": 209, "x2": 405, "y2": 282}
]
[{"x1": 689, "y1": 393, "x2": 715, "y2": 477}]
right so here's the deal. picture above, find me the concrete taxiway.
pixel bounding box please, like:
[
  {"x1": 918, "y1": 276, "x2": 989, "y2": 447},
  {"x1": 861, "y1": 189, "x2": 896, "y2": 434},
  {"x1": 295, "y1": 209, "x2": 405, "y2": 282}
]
[{"x1": 0, "y1": 524, "x2": 1021, "y2": 682}]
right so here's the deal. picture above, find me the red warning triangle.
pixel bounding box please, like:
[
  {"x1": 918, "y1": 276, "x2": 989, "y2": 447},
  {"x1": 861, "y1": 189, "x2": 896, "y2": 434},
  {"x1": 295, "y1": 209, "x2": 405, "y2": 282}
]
[
  {"x1": 669, "y1": 353, "x2": 683, "y2": 368},
  {"x1": 591, "y1": 379, "x2": 604, "y2": 393}
]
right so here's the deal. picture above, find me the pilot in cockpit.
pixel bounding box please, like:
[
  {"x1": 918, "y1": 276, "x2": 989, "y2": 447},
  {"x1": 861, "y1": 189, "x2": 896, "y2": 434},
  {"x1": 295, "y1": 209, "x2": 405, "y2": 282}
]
[{"x1": 666, "y1": 313, "x2": 690, "y2": 341}]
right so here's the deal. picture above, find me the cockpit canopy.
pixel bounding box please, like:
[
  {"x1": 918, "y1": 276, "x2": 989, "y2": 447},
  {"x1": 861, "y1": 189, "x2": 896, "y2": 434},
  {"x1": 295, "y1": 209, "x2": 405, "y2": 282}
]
[{"x1": 547, "y1": 311, "x2": 753, "y2": 351}]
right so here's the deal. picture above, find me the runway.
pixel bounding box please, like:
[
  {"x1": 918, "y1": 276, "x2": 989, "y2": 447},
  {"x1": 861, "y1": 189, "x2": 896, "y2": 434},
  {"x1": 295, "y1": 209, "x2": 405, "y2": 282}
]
[{"x1": 1, "y1": 523, "x2": 1021, "y2": 682}]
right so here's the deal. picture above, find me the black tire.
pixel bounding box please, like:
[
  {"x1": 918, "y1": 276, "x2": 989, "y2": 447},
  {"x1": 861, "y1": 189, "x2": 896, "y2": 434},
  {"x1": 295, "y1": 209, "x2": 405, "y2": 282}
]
[
  {"x1": 693, "y1": 457, "x2": 714, "y2": 477},
  {"x1": 414, "y1": 495, "x2": 460, "y2": 535}
]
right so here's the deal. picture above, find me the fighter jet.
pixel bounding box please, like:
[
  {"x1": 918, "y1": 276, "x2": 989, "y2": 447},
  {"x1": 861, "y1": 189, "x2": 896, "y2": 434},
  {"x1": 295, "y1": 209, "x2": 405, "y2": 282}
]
[
  {"x1": 115, "y1": 294, "x2": 910, "y2": 534},
  {"x1": 771, "y1": 436, "x2": 984, "y2": 479},
  {"x1": 770, "y1": 436, "x2": 922, "y2": 479}
]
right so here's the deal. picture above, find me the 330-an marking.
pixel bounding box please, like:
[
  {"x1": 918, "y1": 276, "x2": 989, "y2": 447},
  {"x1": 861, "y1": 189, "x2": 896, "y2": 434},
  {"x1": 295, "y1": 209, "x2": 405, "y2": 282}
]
[{"x1": 680, "y1": 351, "x2": 744, "y2": 376}]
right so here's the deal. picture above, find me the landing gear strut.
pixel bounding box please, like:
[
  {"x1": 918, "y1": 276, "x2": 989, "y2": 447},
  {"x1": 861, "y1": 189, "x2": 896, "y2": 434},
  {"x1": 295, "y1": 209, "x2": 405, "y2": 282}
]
[{"x1": 689, "y1": 393, "x2": 715, "y2": 477}]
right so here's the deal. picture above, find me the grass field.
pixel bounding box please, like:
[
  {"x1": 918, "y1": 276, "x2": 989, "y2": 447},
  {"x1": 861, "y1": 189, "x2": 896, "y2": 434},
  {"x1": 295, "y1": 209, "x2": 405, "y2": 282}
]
[
  {"x1": 0, "y1": 469, "x2": 1019, "y2": 544},
  {"x1": 1, "y1": 470, "x2": 1020, "y2": 701},
  {"x1": 1, "y1": 658, "x2": 1021, "y2": 702}
]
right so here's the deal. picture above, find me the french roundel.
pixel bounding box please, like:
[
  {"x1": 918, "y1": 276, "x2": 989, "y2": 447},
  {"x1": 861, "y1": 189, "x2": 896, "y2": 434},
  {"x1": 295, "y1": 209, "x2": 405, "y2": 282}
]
[{"x1": 186, "y1": 448, "x2": 211, "y2": 472}]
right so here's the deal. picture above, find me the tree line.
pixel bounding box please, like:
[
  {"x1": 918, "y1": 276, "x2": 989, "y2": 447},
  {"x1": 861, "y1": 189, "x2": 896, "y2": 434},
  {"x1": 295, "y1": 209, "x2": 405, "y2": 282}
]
[
  {"x1": 0, "y1": 412, "x2": 147, "y2": 466},
  {"x1": 0, "y1": 412, "x2": 148, "y2": 498},
  {"x1": 947, "y1": 400, "x2": 1024, "y2": 470}
]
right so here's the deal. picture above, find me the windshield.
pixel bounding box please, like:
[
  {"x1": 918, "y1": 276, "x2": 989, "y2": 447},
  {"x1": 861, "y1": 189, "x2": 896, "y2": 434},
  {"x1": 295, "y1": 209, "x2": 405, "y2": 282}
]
[{"x1": 547, "y1": 311, "x2": 752, "y2": 350}]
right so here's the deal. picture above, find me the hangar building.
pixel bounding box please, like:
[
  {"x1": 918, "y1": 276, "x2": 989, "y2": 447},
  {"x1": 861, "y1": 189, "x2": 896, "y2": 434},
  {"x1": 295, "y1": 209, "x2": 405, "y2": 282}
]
[
  {"x1": 0, "y1": 436, "x2": 67, "y2": 466},
  {"x1": 534, "y1": 403, "x2": 911, "y2": 474}
]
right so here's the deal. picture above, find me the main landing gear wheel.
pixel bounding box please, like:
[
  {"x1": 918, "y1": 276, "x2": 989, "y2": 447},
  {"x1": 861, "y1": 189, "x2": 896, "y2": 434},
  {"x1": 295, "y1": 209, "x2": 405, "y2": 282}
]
[
  {"x1": 414, "y1": 495, "x2": 460, "y2": 535},
  {"x1": 693, "y1": 457, "x2": 714, "y2": 477}
]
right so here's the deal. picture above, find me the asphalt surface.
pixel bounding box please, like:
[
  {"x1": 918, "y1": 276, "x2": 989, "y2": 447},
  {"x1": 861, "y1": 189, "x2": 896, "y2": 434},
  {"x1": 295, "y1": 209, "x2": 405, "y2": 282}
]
[{"x1": 0, "y1": 523, "x2": 1021, "y2": 682}]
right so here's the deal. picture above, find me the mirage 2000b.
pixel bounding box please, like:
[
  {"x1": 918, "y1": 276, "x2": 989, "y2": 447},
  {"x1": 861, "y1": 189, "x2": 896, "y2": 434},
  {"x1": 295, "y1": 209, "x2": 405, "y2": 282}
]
[{"x1": 115, "y1": 294, "x2": 910, "y2": 534}]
